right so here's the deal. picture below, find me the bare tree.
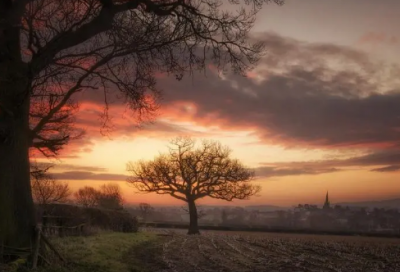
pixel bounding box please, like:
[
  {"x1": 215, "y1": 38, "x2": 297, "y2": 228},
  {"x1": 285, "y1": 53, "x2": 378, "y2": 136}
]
[
  {"x1": 97, "y1": 183, "x2": 124, "y2": 210},
  {"x1": 0, "y1": 0, "x2": 282, "y2": 249},
  {"x1": 74, "y1": 186, "x2": 99, "y2": 207},
  {"x1": 75, "y1": 183, "x2": 124, "y2": 210},
  {"x1": 127, "y1": 137, "x2": 260, "y2": 234},
  {"x1": 30, "y1": 164, "x2": 71, "y2": 205},
  {"x1": 139, "y1": 203, "x2": 154, "y2": 223}
]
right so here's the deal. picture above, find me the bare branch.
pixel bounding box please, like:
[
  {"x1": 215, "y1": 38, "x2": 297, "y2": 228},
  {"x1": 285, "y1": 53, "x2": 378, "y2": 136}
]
[
  {"x1": 30, "y1": 162, "x2": 71, "y2": 204},
  {"x1": 19, "y1": 0, "x2": 282, "y2": 155},
  {"x1": 126, "y1": 137, "x2": 260, "y2": 202}
]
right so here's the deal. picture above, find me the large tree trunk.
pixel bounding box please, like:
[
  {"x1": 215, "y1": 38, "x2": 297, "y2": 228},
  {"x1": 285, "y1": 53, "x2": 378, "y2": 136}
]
[
  {"x1": 0, "y1": 89, "x2": 35, "y2": 250},
  {"x1": 0, "y1": 4, "x2": 36, "y2": 251},
  {"x1": 187, "y1": 199, "x2": 200, "y2": 235}
]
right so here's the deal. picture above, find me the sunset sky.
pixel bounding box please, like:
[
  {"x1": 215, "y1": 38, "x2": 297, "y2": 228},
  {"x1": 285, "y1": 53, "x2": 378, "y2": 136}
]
[{"x1": 37, "y1": 0, "x2": 400, "y2": 207}]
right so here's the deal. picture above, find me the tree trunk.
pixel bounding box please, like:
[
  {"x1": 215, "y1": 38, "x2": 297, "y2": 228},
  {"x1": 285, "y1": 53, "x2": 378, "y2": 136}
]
[
  {"x1": 0, "y1": 92, "x2": 35, "y2": 250},
  {"x1": 187, "y1": 199, "x2": 200, "y2": 235},
  {"x1": 0, "y1": 7, "x2": 36, "y2": 251}
]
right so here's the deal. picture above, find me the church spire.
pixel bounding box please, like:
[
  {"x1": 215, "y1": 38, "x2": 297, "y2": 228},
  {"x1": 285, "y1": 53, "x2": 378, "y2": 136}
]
[{"x1": 323, "y1": 191, "x2": 330, "y2": 210}]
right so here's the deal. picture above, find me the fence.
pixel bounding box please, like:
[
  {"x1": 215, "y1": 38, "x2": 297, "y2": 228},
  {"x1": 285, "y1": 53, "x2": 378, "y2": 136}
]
[
  {"x1": 0, "y1": 223, "x2": 67, "y2": 270},
  {"x1": 42, "y1": 215, "x2": 86, "y2": 237}
]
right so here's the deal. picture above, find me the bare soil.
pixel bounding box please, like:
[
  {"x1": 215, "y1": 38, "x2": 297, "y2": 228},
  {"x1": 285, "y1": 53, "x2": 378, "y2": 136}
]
[{"x1": 152, "y1": 229, "x2": 400, "y2": 272}]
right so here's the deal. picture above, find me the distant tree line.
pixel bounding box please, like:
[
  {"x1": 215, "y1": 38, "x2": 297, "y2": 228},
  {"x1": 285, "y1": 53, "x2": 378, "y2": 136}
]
[
  {"x1": 75, "y1": 184, "x2": 124, "y2": 210},
  {"x1": 30, "y1": 164, "x2": 71, "y2": 205},
  {"x1": 30, "y1": 163, "x2": 124, "y2": 211}
]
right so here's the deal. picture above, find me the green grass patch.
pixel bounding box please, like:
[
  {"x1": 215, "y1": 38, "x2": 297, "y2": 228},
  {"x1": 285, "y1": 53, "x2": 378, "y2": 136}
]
[{"x1": 36, "y1": 232, "x2": 165, "y2": 272}]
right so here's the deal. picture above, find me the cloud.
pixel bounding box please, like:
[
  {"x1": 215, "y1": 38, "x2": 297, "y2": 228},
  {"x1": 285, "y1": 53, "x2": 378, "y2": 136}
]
[
  {"x1": 358, "y1": 32, "x2": 398, "y2": 46},
  {"x1": 371, "y1": 165, "x2": 400, "y2": 172},
  {"x1": 261, "y1": 150, "x2": 400, "y2": 168},
  {"x1": 52, "y1": 171, "x2": 128, "y2": 181},
  {"x1": 54, "y1": 164, "x2": 108, "y2": 172},
  {"x1": 34, "y1": 162, "x2": 107, "y2": 172},
  {"x1": 153, "y1": 32, "x2": 400, "y2": 149},
  {"x1": 255, "y1": 166, "x2": 339, "y2": 178},
  {"x1": 341, "y1": 150, "x2": 400, "y2": 167},
  {"x1": 259, "y1": 150, "x2": 400, "y2": 176},
  {"x1": 61, "y1": 32, "x2": 400, "y2": 157},
  {"x1": 74, "y1": 101, "x2": 211, "y2": 139}
]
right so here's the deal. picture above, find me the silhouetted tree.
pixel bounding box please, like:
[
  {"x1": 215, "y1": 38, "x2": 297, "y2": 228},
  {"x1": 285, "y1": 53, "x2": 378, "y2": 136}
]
[
  {"x1": 139, "y1": 203, "x2": 154, "y2": 223},
  {"x1": 30, "y1": 164, "x2": 71, "y2": 205},
  {"x1": 96, "y1": 183, "x2": 124, "y2": 210},
  {"x1": 0, "y1": 0, "x2": 283, "y2": 248},
  {"x1": 127, "y1": 137, "x2": 260, "y2": 234},
  {"x1": 75, "y1": 184, "x2": 123, "y2": 210},
  {"x1": 75, "y1": 186, "x2": 99, "y2": 207}
]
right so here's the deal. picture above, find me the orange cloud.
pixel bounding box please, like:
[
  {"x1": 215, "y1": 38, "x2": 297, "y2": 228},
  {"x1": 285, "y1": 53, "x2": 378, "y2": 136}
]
[{"x1": 358, "y1": 32, "x2": 398, "y2": 45}]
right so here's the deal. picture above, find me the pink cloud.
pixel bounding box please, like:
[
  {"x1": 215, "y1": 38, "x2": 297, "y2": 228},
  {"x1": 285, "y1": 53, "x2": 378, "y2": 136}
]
[{"x1": 358, "y1": 32, "x2": 398, "y2": 46}]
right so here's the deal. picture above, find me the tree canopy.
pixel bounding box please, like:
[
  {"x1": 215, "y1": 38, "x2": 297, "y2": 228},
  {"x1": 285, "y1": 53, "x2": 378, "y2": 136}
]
[
  {"x1": 21, "y1": 0, "x2": 283, "y2": 156},
  {"x1": 127, "y1": 137, "x2": 260, "y2": 202},
  {"x1": 126, "y1": 137, "x2": 260, "y2": 233},
  {"x1": 74, "y1": 183, "x2": 124, "y2": 210}
]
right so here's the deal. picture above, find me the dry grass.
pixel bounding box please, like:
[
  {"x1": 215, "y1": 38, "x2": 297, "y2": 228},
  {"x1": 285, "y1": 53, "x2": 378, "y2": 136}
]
[{"x1": 36, "y1": 231, "x2": 161, "y2": 272}]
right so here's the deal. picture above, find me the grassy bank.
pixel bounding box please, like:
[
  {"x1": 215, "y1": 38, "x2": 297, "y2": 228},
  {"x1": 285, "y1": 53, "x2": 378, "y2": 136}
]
[{"x1": 37, "y1": 232, "x2": 166, "y2": 272}]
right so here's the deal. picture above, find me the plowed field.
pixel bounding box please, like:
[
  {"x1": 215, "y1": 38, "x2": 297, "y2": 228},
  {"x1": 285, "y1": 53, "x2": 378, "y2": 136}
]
[{"x1": 149, "y1": 229, "x2": 400, "y2": 272}]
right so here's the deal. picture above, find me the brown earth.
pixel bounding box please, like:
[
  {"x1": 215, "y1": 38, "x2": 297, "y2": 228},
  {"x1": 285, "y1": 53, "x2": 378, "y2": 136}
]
[{"x1": 149, "y1": 229, "x2": 400, "y2": 272}]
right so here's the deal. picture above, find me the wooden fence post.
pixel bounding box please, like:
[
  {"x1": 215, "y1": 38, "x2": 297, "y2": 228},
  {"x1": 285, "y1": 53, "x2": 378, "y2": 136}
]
[
  {"x1": 32, "y1": 224, "x2": 42, "y2": 269},
  {"x1": 42, "y1": 214, "x2": 48, "y2": 236},
  {"x1": 0, "y1": 239, "x2": 4, "y2": 263},
  {"x1": 40, "y1": 234, "x2": 66, "y2": 263}
]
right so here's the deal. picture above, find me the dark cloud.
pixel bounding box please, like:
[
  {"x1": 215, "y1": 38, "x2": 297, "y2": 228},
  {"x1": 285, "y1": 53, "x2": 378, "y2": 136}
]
[
  {"x1": 75, "y1": 102, "x2": 210, "y2": 139},
  {"x1": 371, "y1": 165, "x2": 400, "y2": 172},
  {"x1": 261, "y1": 150, "x2": 400, "y2": 168},
  {"x1": 34, "y1": 162, "x2": 107, "y2": 172},
  {"x1": 154, "y1": 32, "x2": 400, "y2": 149},
  {"x1": 342, "y1": 151, "x2": 400, "y2": 167},
  {"x1": 259, "y1": 150, "x2": 400, "y2": 176},
  {"x1": 255, "y1": 166, "x2": 339, "y2": 178},
  {"x1": 52, "y1": 171, "x2": 128, "y2": 181},
  {"x1": 69, "y1": 32, "x2": 400, "y2": 153},
  {"x1": 54, "y1": 164, "x2": 108, "y2": 172}
]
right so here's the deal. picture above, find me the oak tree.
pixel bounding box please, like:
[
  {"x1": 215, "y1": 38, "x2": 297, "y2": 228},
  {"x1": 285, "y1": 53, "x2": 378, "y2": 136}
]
[
  {"x1": 0, "y1": 0, "x2": 282, "y2": 250},
  {"x1": 127, "y1": 137, "x2": 260, "y2": 234}
]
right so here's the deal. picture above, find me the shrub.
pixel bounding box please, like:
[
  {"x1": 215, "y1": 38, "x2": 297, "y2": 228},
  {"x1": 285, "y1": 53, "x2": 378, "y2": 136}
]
[{"x1": 36, "y1": 204, "x2": 139, "y2": 235}]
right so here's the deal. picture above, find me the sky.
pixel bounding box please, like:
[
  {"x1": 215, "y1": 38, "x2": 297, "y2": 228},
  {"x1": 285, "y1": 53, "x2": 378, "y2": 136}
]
[{"x1": 37, "y1": 0, "x2": 400, "y2": 207}]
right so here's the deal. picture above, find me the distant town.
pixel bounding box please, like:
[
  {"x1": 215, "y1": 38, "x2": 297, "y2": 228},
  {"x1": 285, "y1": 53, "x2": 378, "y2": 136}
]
[{"x1": 127, "y1": 192, "x2": 400, "y2": 235}]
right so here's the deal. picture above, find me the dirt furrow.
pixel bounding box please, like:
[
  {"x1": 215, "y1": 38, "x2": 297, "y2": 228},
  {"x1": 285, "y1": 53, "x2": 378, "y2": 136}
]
[{"x1": 157, "y1": 231, "x2": 400, "y2": 272}]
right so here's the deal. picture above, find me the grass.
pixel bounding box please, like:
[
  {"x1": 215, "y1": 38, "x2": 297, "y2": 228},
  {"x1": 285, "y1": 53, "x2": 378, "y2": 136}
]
[{"x1": 36, "y1": 231, "x2": 165, "y2": 272}]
